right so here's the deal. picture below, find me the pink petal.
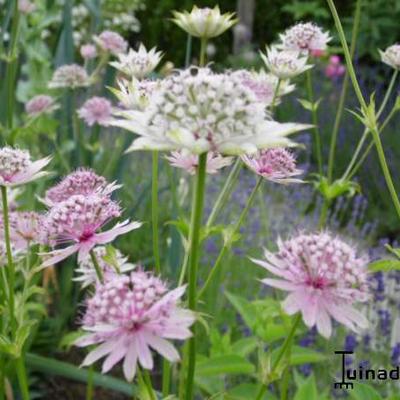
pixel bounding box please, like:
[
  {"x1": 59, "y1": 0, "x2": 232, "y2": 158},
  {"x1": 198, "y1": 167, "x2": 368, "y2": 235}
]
[
  {"x1": 282, "y1": 292, "x2": 302, "y2": 315},
  {"x1": 146, "y1": 333, "x2": 180, "y2": 362},
  {"x1": 102, "y1": 336, "x2": 128, "y2": 373},
  {"x1": 123, "y1": 340, "x2": 138, "y2": 382},
  {"x1": 12, "y1": 157, "x2": 52, "y2": 185},
  {"x1": 261, "y1": 278, "x2": 298, "y2": 291},
  {"x1": 95, "y1": 220, "x2": 142, "y2": 244},
  {"x1": 301, "y1": 294, "x2": 318, "y2": 327},
  {"x1": 81, "y1": 338, "x2": 119, "y2": 367},
  {"x1": 340, "y1": 305, "x2": 368, "y2": 330},
  {"x1": 135, "y1": 332, "x2": 154, "y2": 370},
  {"x1": 40, "y1": 244, "x2": 80, "y2": 267},
  {"x1": 250, "y1": 257, "x2": 290, "y2": 279},
  {"x1": 316, "y1": 306, "x2": 332, "y2": 338},
  {"x1": 159, "y1": 325, "x2": 193, "y2": 340},
  {"x1": 75, "y1": 333, "x2": 103, "y2": 347}
]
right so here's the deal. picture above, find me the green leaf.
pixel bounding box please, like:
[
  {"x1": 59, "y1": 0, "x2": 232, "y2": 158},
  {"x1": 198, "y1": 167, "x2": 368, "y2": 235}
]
[
  {"x1": 196, "y1": 354, "x2": 255, "y2": 377},
  {"x1": 368, "y1": 259, "x2": 400, "y2": 272},
  {"x1": 385, "y1": 244, "x2": 400, "y2": 260},
  {"x1": 349, "y1": 383, "x2": 383, "y2": 400},
  {"x1": 227, "y1": 383, "x2": 274, "y2": 400},
  {"x1": 298, "y1": 98, "x2": 322, "y2": 112},
  {"x1": 271, "y1": 346, "x2": 327, "y2": 366},
  {"x1": 225, "y1": 292, "x2": 256, "y2": 331},
  {"x1": 294, "y1": 374, "x2": 318, "y2": 400},
  {"x1": 231, "y1": 337, "x2": 258, "y2": 357}
]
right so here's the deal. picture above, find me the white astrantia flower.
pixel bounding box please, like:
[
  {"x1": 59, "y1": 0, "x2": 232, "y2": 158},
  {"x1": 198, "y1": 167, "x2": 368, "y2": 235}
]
[
  {"x1": 110, "y1": 78, "x2": 159, "y2": 111},
  {"x1": 110, "y1": 44, "x2": 163, "y2": 79},
  {"x1": 172, "y1": 5, "x2": 237, "y2": 39},
  {"x1": 379, "y1": 44, "x2": 400, "y2": 70},
  {"x1": 261, "y1": 46, "x2": 313, "y2": 79},
  {"x1": 111, "y1": 67, "x2": 310, "y2": 155},
  {"x1": 279, "y1": 22, "x2": 331, "y2": 55}
]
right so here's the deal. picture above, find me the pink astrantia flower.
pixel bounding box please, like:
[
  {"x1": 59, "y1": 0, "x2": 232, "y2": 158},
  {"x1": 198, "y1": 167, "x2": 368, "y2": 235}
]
[
  {"x1": 75, "y1": 271, "x2": 195, "y2": 381},
  {"x1": 6, "y1": 212, "x2": 47, "y2": 249},
  {"x1": 0, "y1": 147, "x2": 51, "y2": 187},
  {"x1": 279, "y1": 22, "x2": 331, "y2": 55},
  {"x1": 166, "y1": 151, "x2": 233, "y2": 175},
  {"x1": 43, "y1": 168, "x2": 119, "y2": 207},
  {"x1": 25, "y1": 95, "x2": 58, "y2": 116},
  {"x1": 48, "y1": 64, "x2": 89, "y2": 89},
  {"x1": 80, "y1": 44, "x2": 97, "y2": 60},
  {"x1": 325, "y1": 55, "x2": 345, "y2": 79},
  {"x1": 241, "y1": 148, "x2": 303, "y2": 184},
  {"x1": 42, "y1": 194, "x2": 142, "y2": 267},
  {"x1": 78, "y1": 97, "x2": 113, "y2": 127},
  {"x1": 74, "y1": 246, "x2": 136, "y2": 288},
  {"x1": 251, "y1": 232, "x2": 370, "y2": 338},
  {"x1": 94, "y1": 31, "x2": 128, "y2": 55}
]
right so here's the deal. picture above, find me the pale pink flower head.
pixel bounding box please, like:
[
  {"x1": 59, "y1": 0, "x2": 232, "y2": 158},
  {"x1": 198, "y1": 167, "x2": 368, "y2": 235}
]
[
  {"x1": 379, "y1": 44, "x2": 400, "y2": 70},
  {"x1": 6, "y1": 212, "x2": 47, "y2": 249},
  {"x1": 94, "y1": 31, "x2": 128, "y2": 55},
  {"x1": 78, "y1": 97, "x2": 113, "y2": 127},
  {"x1": 325, "y1": 55, "x2": 345, "y2": 79},
  {"x1": 251, "y1": 232, "x2": 370, "y2": 338},
  {"x1": 25, "y1": 95, "x2": 58, "y2": 116},
  {"x1": 48, "y1": 64, "x2": 89, "y2": 89},
  {"x1": 279, "y1": 22, "x2": 331, "y2": 55},
  {"x1": 75, "y1": 270, "x2": 195, "y2": 381},
  {"x1": 80, "y1": 44, "x2": 97, "y2": 60},
  {"x1": 0, "y1": 147, "x2": 51, "y2": 187},
  {"x1": 43, "y1": 168, "x2": 119, "y2": 207},
  {"x1": 242, "y1": 148, "x2": 303, "y2": 184},
  {"x1": 42, "y1": 194, "x2": 142, "y2": 267},
  {"x1": 166, "y1": 151, "x2": 233, "y2": 175},
  {"x1": 74, "y1": 246, "x2": 136, "y2": 288},
  {"x1": 19, "y1": 0, "x2": 35, "y2": 14}
]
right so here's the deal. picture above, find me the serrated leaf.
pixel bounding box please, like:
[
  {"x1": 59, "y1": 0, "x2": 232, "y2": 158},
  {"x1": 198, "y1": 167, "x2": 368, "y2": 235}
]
[{"x1": 368, "y1": 259, "x2": 400, "y2": 273}]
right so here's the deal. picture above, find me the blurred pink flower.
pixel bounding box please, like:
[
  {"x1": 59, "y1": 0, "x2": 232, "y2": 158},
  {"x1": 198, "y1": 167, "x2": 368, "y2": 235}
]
[
  {"x1": 42, "y1": 194, "x2": 141, "y2": 266},
  {"x1": 325, "y1": 55, "x2": 345, "y2": 79},
  {"x1": 49, "y1": 64, "x2": 89, "y2": 89},
  {"x1": 75, "y1": 271, "x2": 195, "y2": 381},
  {"x1": 251, "y1": 232, "x2": 370, "y2": 338},
  {"x1": 166, "y1": 151, "x2": 233, "y2": 175},
  {"x1": 80, "y1": 44, "x2": 97, "y2": 60},
  {"x1": 0, "y1": 147, "x2": 51, "y2": 187},
  {"x1": 241, "y1": 148, "x2": 302, "y2": 184},
  {"x1": 94, "y1": 31, "x2": 128, "y2": 55},
  {"x1": 7, "y1": 212, "x2": 46, "y2": 249},
  {"x1": 25, "y1": 95, "x2": 58, "y2": 116},
  {"x1": 44, "y1": 168, "x2": 119, "y2": 207},
  {"x1": 78, "y1": 97, "x2": 113, "y2": 127}
]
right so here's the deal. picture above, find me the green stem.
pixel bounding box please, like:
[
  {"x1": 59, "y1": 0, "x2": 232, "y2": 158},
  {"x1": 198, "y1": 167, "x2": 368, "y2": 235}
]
[
  {"x1": 198, "y1": 177, "x2": 262, "y2": 299},
  {"x1": 206, "y1": 158, "x2": 242, "y2": 228},
  {"x1": 270, "y1": 78, "x2": 281, "y2": 115},
  {"x1": 162, "y1": 359, "x2": 171, "y2": 397},
  {"x1": 348, "y1": 105, "x2": 398, "y2": 179},
  {"x1": 137, "y1": 369, "x2": 156, "y2": 400},
  {"x1": 199, "y1": 38, "x2": 207, "y2": 67},
  {"x1": 326, "y1": 0, "x2": 400, "y2": 220},
  {"x1": 255, "y1": 314, "x2": 301, "y2": 400},
  {"x1": 318, "y1": 199, "x2": 330, "y2": 228},
  {"x1": 89, "y1": 249, "x2": 104, "y2": 284},
  {"x1": 16, "y1": 357, "x2": 30, "y2": 400},
  {"x1": 71, "y1": 91, "x2": 82, "y2": 166},
  {"x1": 1, "y1": 186, "x2": 15, "y2": 335},
  {"x1": 327, "y1": 0, "x2": 362, "y2": 182},
  {"x1": 152, "y1": 151, "x2": 161, "y2": 274},
  {"x1": 341, "y1": 69, "x2": 398, "y2": 181},
  {"x1": 86, "y1": 366, "x2": 94, "y2": 400},
  {"x1": 306, "y1": 70, "x2": 322, "y2": 175},
  {"x1": 184, "y1": 153, "x2": 207, "y2": 400}
]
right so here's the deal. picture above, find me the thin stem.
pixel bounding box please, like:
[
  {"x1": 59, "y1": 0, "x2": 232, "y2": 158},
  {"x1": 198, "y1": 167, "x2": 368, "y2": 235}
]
[
  {"x1": 270, "y1": 79, "x2": 281, "y2": 115},
  {"x1": 152, "y1": 151, "x2": 161, "y2": 274},
  {"x1": 16, "y1": 357, "x2": 30, "y2": 400},
  {"x1": 326, "y1": 0, "x2": 400, "y2": 220},
  {"x1": 184, "y1": 153, "x2": 208, "y2": 400},
  {"x1": 341, "y1": 70, "x2": 398, "y2": 181},
  {"x1": 318, "y1": 199, "x2": 330, "y2": 228},
  {"x1": 1, "y1": 186, "x2": 15, "y2": 335},
  {"x1": 184, "y1": 34, "x2": 193, "y2": 68},
  {"x1": 327, "y1": 0, "x2": 362, "y2": 182},
  {"x1": 142, "y1": 370, "x2": 156, "y2": 400},
  {"x1": 162, "y1": 359, "x2": 171, "y2": 397},
  {"x1": 89, "y1": 250, "x2": 104, "y2": 284},
  {"x1": 86, "y1": 366, "x2": 94, "y2": 400},
  {"x1": 198, "y1": 177, "x2": 262, "y2": 299},
  {"x1": 199, "y1": 38, "x2": 207, "y2": 67},
  {"x1": 206, "y1": 158, "x2": 242, "y2": 228},
  {"x1": 306, "y1": 70, "x2": 322, "y2": 175},
  {"x1": 71, "y1": 91, "x2": 82, "y2": 166},
  {"x1": 348, "y1": 105, "x2": 398, "y2": 179},
  {"x1": 255, "y1": 384, "x2": 267, "y2": 400}
]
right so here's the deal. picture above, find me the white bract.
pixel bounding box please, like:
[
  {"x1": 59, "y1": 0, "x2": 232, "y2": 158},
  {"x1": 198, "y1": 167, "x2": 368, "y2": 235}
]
[{"x1": 111, "y1": 67, "x2": 310, "y2": 155}]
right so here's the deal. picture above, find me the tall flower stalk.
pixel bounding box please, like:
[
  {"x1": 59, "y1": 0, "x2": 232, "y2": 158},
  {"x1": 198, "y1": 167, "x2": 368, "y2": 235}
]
[
  {"x1": 184, "y1": 153, "x2": 207, "y2": 400},
  {"x1": 152, "y1": 151, "x2": 161, "y2": 274}
]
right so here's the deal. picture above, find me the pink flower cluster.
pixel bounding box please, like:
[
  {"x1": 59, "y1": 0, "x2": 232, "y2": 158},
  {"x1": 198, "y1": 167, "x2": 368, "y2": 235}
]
[
  {"x1": 41, "y1": 169, "x2": 141, "y2": 266},
  {"x1": 75, "y1": 270, "x2": 195, "y2": 381},
  {"x1": 78, "y1": 97, "x2": 113, "y2": 127},
  {"x1": 252, "y1": 232, "x2": 370, "y2": 338},
  {"x1": 324, "y1": 55, "x2": 346, "y2": 80},
  {"x1": 25, "y1": 95, "x2": 58, "y2": 116},
  {"x1": 94, "y1": 31, "x2": 128, "y2": 55}
]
